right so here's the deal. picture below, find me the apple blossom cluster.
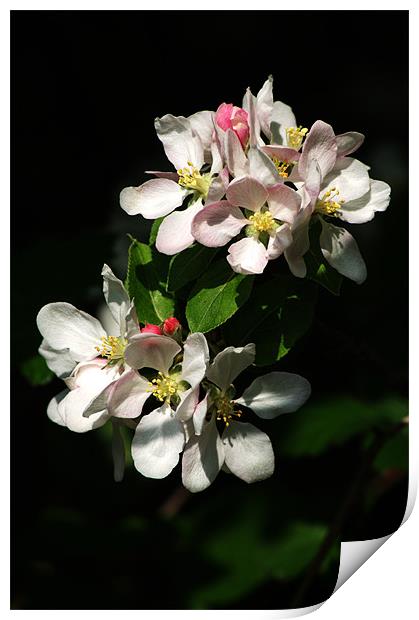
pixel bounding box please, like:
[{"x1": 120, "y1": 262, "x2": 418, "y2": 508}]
[
  {"x1": 37, "y1": 265, "x2": 311, "y2": 491},
  {"x1": 120, "y1": 76, "x2": 390, "y2": 282}
]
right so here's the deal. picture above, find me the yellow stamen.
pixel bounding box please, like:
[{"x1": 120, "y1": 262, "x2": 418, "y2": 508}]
[
  {"x1": 95, "y1": 336, "x2": 127, "y2": 362},
  {"x1": 272, "y1": 157, "x2": 291, "y2": 179},
  {"x1": 148, "y1": 372, "x2": 179, "y2": 402},
  {"x1": 215, "y1": 395, "x2": 242, "y2": 427},
  {"x1": 316, "y1": 187, "x2": 345, "y2": 216},
  {"x1": 286, "y1": 126, "x2": 308, "y2": 150},
  {"x1": 177, "y1": 161, "x2": 211, "y2": 198},
  {"x1": 248, "y1": 210, "x2": 277, "y2": 233}
]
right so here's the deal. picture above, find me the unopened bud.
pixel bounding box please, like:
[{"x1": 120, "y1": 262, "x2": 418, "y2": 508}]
[
  {"x1": 141, "y1": 323, "x2": 163, "y2": 335},
  {"x1": 163, "y1": 317, "x2": 181, "y2": 336}
]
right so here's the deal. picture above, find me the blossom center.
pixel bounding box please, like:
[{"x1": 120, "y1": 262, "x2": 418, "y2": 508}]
[
  {"x1": 286, "y1": 126, "x2": 308, "y2": 150},
  {"x1": 248, "y1": 210, "x2": 277, "y2": 233},
  {"x1": 316, "y1": 187, "x2": 345, "y2": 216},
  {"x1": 215, "y1": 395, "x2": 242, "y2": 427},
  {"x1": 95, "y1": 336, "x2": 127, "y2": 363},
  {"x1": 149, "y1": 372, "x2": 180, "y2": 402},
  {"x1": 177, "y1": 161, "x2": 211, "y2": 198},
  {"x1": 272, "y1": 157, "x2": 292, "y2": 179}
]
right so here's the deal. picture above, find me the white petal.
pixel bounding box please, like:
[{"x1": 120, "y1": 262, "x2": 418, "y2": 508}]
[
  {"x1": 47, "y1": 389, "x2": 68, "y2": 426},
  {"x1": 175, "y1": 387, "x2": 200, "y2": 422},
  {"x1": 256, "y1": 76, "x2": 273, "y2": 139},
  {"x1": 155, "y1": 114, "x2": 204, "y2": 170},
  {"x1": 125, "y1": 333, "x2": 181, "y2": 373},
  {"x1": 101, "y1": 264, "x2": 131, "y2": 334},
  {"x1": 270, "y1": 100, "x2": 297, "y2": 145},
  {"x1": 322, "y1": 157, "x2": 371, "y2": 204},
  {"x1": 284, "y1": 205, "x2": 312, "y2": 278},
  {"x1": 156, "y1": 200, "x2": 204, "y2": 255},
  {"x1": 181, "y1": 332, "x2": 209, "y2": 389},
  {"x1": 120, "y1": 179, "x2": 187, "y2": 219},
  {"x1": 37, "y1": 302, "x2": 106, "y2": 362},
  {"x1": 236, "y1": 371, "x2": 311, "y2": 419},
  {"x1": 339, "y1": 179, "x2": 390, "y2": 224},
  {"x1": 247, "y1": 147, "x2": 279, "y2": 186},
  {"x1": 242, "y1": 87, "x2": 259, "y2": 147},
  {"x1": 222, "y1": 422, "x2": 274, "y2": 483},
  {"x1": 59, "y1": 386, "x2": 110, "y2": 433},
  {"x1": 191, "y1": 200, "x2": 247, "y2": 247},
  {"x1": 131, "y1": 406, "x2": 185, "y2": 479},
  {"x1": 107, "y1": 370, "x2": 151, "y2": 419},
  {"x1": 320, "y1": 221, "x2": 367, "y2": 284},
  {"x1": 206, "y1": 169, "x2": 229, "y2": 203},
  {"x1": 227, "y1": 237, "x2": 269, "y2": 275},
  {"x1": 193, "y1": 393, "x2": 209, "y2": 435},
  {"x1": 226, "y1": 176, "x2": 268, "y2": 212},
  {"x1": 39, "y1": 339, "x2": 76, "y2": 379},
  {"x1": 182, "y1": 417, "x2": 224, "y2": 492},
  {"x1": 267, "y1": 224, "x2": 293, "y2": 260},
  {"x1": 188, "y1": 110, "x2": 215, "y2": 153},
  {"x1": 206, "y1": 343, "x2": 255, "y2": 393},
  {"x1": 224, "y1": 129, "x2": 248, "y2": 178},
  {"x1": 336, "y1": 132, "x2": 365, "y2": 157}
]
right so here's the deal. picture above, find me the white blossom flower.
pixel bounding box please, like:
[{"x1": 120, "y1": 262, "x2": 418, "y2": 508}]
[
  {"x1": 182, "y1": 344, "x2": 311, "y2": 492},
  {"x1": 125, "y1": 332, "x2": 210, "y2": 479},
  {"x1": 120, "y1": 113, "x2": 228, "y2": 255}
]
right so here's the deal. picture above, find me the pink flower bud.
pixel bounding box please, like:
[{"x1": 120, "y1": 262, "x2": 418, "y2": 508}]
[
  {"x1": 141, "y1": 323, "x2": 163, "y2": 335},
  {"x1": 215, "y1": 103, "x2": 250, "y2": 148},
  {"x1": 163, "y1": 317, "x2": 181, "y2": 336}
]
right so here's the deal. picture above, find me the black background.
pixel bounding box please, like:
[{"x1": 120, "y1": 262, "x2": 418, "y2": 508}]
[{"x1": 11, "y1": 10, "x2": 408, "y2": 610}]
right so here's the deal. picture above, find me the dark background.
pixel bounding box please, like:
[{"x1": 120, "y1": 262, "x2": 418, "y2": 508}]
[{"x1": 11, "y1": 10, "x2": 408, "y2": 610}]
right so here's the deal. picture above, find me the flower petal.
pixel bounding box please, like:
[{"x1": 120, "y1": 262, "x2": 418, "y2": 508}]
[
  {"x1": 156, "y1": 199, "x2": 204, "y2": 255},
  {"x1": 192, "y1": 393, "x2": 209, "y2": 435},
  {"x1": 131, "y1": 406, "x2": 185, "y2": 479},
  {"x1": 206, "y1": 343, "x2": 255, "y2": 393},
  {"x1": 284, "y1": 207, "x2": 312, "y2": 278},
  {"x1": 247, "y1": 147, "x2": 279, "y2": 186},
  {"x1": 261, "y1": 145, "x2": 301, "y2": 164},
  {"x1": 37, "y1": 302, "x2": 106, "y2": 362},
  {"x1": 267, "y1": 224, "x2": 293, "y2": 260},
  {"x1": 188, "y1": 110, "x2": 215, "y2": 154},
  {"x1": 206, "y1": 167, "x2": 229, "y2": 203},
  {"x1": 125, "y1": 333, "x2": 181, "y2": 373},
  {"x1": 267, "y1": 183, "x2": 301, "y2": 224},
  {"x1": 192, "y1": 200, "x2": 247, "y2": 247},
  {"x1": 270, "y1": 100, "x2": 297, "y2": 145},
  {"x1": 339, "y1": 179, "x2": 391, "y2": 224},
  {"x1": 299, "y1": 120, "x2": 337, "y2": 180},
  {"x1": 107, "y1": 370, "x2": 151, "y2": 418},
  {"x1": 182, "y1": 417, "x2": 224, "y2": 492},
  {"x1": 39, "y1": 339, "x2": 77, "y2": 379},
  {"x1": 47, "y1": 389, "x2": 68, "y2": 426},
  {"x1": 256, "y1": 76, "x2": 273, "y2": 139},
  {"x1": 320, "y1": 221, "x2": 367, "y2": 284},
  {"x1": 321, "y1": 157, "x2": 371, "y2": 203},
  {"x1": 226, "y1": 176, "x2": 268, "y2": 212},
  {"x1": 222, "y1": 422, "x2": 274, "y2": 483},
  {"x1": 155, "y1": 114, "x2": 204, "y2": 170},
  {"x1": 101, "y1": 264, "x2": 131, "y2": 333},
  {"x1": 236, "y1": 371, "x2": 311, "y2": 419},
  {"x1": 176, "y1": 387, "x2": 200, "y2": 422},
  {"x1": 181, "y1": 332, "x2": 209, "y2": 389},
  {"x1": 224, "y1": 129, "x2": 248, "y2": 178},
  {"x1": 120, "y1": 178, "x2": 187, "y2": 219},
  {"x1": 227, "y1": 237, "x2": 269, "y2": 275},
  {"x1": 336, "y1": 132, "x2": 365, "y2": 157}
]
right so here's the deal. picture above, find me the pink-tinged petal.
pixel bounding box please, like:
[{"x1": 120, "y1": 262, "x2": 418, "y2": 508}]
[
  {"x1": 215, "y1": 103, "x2": 234, "y2": 131},
  {"x1": 242, "y1": 88, "x2": 259, "y2": 147},
  {"x1": 247, "y1": 147, "x2": 279, "y2": 186},
  {"x1": 261, "y1": 145, "x2": 301, "y2": 163},
  {"x1": 267, "y1": 224, "x2": 293, "y2": 260},
  {"x1": 267, "y1": 184, "x2": 301, "y2": 224},
  {"x1": 224, "y1": 129, "x2": 248, "y2": 177},
  {"x1": 192, "y1": 201, "x2": 247, "y2": 247},
  {"x1": 120, "y1": 178, "x2": 187, "y2": 219},
  {"x1": 125, "y1": 333, "x2": 181, "y2": 373},
  {"x1": 226, "y1": 176, "x2": 268, "y2": 212},
  {"x1": 206, "y1": 167, "x2": 229, "y2": 203},
  {"x1": 256, "y1": 76, "x2": 273, "y2": 139},
  {"x1": 107, "y1": 370, "x2": 151, "y2": 419},
  {"x1": 145, "y1": 170, "x2": 179, "y2": 181},
  {"x1": 231, "y1": 108, "x2": 250, "y2": 148},
  {"x1": 304, "y1": 159, "x2": 322, "y2": 207},
  {"x1": 227, "y1": 237, "x2": 269, "y2": 275},
  {"x1": 320, "y1": 221, "x2": 367, "y2": 284},
  {"x1": 336, "y1": 132, "x2": 365, "y2": 157},
  {"x1": 156, "y1": 200, "x2": 204, "y2": 255},
  {"x1": 284, "y1": 206, "x2": 312, "y2": 278},
  {"x1": 155, "y1": 114, "x2": 204, "y2": 170},
  {"x1": 210, "y1": 135, "x2": 223, "y2": 175},
  {"x1": 299, "y1": 120, "x2": 338, "y2": 180},
  {"x1": 270, "y1": 100, "x2": 297, "y2": 145}
]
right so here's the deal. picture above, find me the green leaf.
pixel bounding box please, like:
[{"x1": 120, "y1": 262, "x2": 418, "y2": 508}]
[
  {"x1": 21, "y1": 354, "x2": 54, "y2": 386},
  {"x1": 223, "y1": 275, "x2": 317, "y2": 365},
  {"x1": 373, "y1": 427, "x2": 408, "y2": 472},
  {"x1": 278, "y1": 396, "x2": 408, "y2": 458},
  {"x1": 167, "y1": 245, "x2": 218, "y2": 292},
  {"x1": 126, "y1": 237, "x2": 174, "y2": 324},
  {"x1": 186, "y1": 259, "x2": 254, "y2": 333},
  {"x1": 149, "y1": 217, "x2": 164, "y2": 245},
  {"x1": 305, "y1": 220, "x2": 343, "y2": 295}
]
